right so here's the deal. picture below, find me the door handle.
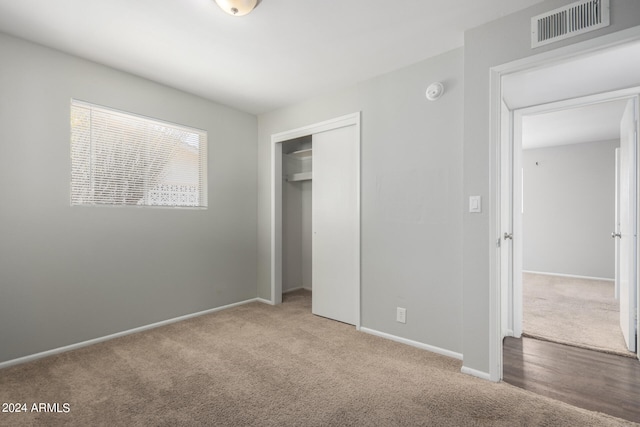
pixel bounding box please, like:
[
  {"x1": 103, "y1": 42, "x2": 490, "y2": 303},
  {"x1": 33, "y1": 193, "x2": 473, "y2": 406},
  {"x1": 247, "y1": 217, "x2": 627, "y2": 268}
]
[
  {"x1": 611, "y1": 232, "x2": 622, "y2": 239},
  {"x1": 503, "y1": 232, "x2": 513, "y2": 240}
]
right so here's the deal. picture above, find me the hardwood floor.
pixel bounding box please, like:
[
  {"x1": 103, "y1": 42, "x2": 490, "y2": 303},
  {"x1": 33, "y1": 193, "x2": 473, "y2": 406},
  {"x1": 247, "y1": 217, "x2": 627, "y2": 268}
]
[{"x1": 503, "y1": 337, "x2": 640, "y2": 424}]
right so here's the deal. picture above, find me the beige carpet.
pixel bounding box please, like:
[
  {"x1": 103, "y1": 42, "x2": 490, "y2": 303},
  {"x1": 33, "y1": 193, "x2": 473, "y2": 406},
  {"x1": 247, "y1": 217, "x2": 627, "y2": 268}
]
[
  {"x1": 0, "y1": 290, "x2": 635, "y2": 426},
  {"x1": 523, "y1": 272, "x2": 636, "y2": 358}
]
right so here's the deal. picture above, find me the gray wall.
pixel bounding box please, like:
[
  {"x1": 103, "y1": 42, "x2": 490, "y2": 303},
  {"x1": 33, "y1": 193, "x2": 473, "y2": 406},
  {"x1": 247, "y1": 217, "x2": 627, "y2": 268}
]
[
  {"x1": 523, "y1": 141, "x2": 618, "y2": 279},
  {"x1": 282, "y1": 179, "x2": 304, "y2": 292},
  {"x1": 0, "y1": 33, "x2": 258, "y2": 363},
  {"x1": 282, "y1": 179, "x2": 312, "y2": 292},
  {"x1": 301, "y1": 181, "x2": 312, "y2": 289},
  {"x1": 258, "y1": 49, "x2": 464, "y2": 354},
  {"x1": 282, "y1": 145, "x2": 312, "y2": 293},
  {"x1": 463, "y1": 0, "x2": 640, "y2": 374}
]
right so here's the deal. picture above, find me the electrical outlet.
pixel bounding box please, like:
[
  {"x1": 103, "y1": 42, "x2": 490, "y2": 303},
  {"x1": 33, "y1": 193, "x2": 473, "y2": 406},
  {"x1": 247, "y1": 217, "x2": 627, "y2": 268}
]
[{"x1": 396, "y1": 307, "x2": 406, "y2": 324}]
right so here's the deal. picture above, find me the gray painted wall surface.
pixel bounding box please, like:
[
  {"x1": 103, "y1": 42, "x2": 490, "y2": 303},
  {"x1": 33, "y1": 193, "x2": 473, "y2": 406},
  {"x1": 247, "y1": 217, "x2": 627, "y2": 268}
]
[
  {"x1": 282, "y1": 179, "x2": 312, "y2": 293},
  {"x1": 0, "y1": 33, "x2": 258, "y2": 363},
  {"x1": 463, "y1": 0, "x2": 640, "y2": 374},
  {"x1": 522, "y1": 141, "x2": 618, "y2": 279},
  {"x1": 301, "y1": 180, "x2": 312, "y2": 289},
  {"x1": 258, "y1": 49, "x2": 464, "y2": 354},
  {"x1": 282, "y1": 179, "x2": 303, "y2": 292},
  {"x1": 282, "y1": 156, "x2": 303, "y2": 292},
  {"x1": 282, "y1": 149, "x2": 312, "y2": 292}
]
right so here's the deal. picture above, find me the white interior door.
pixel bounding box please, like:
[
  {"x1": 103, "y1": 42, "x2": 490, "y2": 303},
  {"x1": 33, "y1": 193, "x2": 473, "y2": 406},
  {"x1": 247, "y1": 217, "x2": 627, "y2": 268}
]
[
  {"x1": 312, "y1": 125, "x2": 359, "y2": 325},
  {"x1": 618, "y1": 98, "x2": 638, "y2": 353},
  {"x1": 506, "y1": 109, "x2": 525, "y2": 338},
  {"x1": 500, "y1": 101, "x2": 514, "y2": 337},
  {"x1": 614, "y1": 148, "x2": 620, "y2": 301}
]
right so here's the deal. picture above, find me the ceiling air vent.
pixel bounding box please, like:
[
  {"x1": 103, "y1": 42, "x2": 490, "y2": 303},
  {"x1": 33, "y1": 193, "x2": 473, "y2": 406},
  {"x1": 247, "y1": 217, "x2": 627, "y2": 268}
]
[{"x1": 531, "y1": 0, "x2": 610, "y2": 48}]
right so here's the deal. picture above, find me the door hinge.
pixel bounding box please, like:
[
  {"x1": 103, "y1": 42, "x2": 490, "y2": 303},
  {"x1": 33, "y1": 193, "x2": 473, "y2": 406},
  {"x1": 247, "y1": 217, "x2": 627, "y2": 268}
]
[{"x1": 496, "y1": 238, "x2": 501, "y2": 248}]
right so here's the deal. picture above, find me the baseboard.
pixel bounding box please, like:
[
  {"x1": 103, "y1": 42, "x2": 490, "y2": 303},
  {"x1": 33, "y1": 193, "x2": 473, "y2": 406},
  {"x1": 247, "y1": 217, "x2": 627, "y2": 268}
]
[
  {"x1": 523, "y1": 270, "x2": 614, "y2": 282},
  {"x1": 282, "y1": 287, "x2": 312, "y2": 294},
  {"x1": 360, "y1": 327, "x2": 463, "y2": 360},
  {"x1": 460, "y1": 366, "x2": 491, "y2": 381},
  {"x1": 257, "y1": 287, "x2": 312, "y2": 305},
  {"x1": 0, "y1": 297, "x2": 260, "y2": 370}
]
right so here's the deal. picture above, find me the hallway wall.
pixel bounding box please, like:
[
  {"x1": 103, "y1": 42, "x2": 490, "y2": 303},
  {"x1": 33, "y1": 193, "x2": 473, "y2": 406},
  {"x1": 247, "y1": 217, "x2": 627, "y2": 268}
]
[{"x1": 522, "y1": 140, "x2": 618, "y2": 279}]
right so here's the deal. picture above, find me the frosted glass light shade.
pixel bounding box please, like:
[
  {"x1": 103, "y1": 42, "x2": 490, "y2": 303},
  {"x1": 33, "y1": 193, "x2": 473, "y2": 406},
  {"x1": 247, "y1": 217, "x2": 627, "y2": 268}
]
[{"x1": 214, "y1": 0, "x2": 259, "y2": 16}]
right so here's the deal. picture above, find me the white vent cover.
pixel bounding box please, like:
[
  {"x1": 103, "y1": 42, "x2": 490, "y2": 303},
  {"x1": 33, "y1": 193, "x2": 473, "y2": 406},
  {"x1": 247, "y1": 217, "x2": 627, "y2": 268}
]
[{"x1": 531, "y1": 0, "x2": 610, "y2": 48}]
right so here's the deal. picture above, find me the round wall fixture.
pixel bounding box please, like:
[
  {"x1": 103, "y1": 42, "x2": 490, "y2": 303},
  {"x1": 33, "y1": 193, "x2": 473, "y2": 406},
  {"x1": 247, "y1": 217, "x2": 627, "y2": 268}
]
[{"x1": 425, "y1": 82, "x2": 444, "y2": 101}]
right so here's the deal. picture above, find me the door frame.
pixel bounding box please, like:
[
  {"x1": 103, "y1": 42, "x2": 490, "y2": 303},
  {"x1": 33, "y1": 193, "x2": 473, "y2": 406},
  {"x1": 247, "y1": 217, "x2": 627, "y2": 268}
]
[
  {"x1": 270, "y1": 112, "x2": 361, "y2": 329},
  {"x1": 489, "y1": 27, "x2": 640, "y2": 382},
  {"x1": 506, "y1": 91, "x2": 640, "y2": 339}
]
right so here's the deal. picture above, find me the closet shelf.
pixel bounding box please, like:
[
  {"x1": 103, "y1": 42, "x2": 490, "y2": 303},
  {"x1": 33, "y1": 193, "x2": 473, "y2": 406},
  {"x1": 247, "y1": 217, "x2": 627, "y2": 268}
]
[
  {"x1": 286, "y1": 172, "x2": 312, "y2": 182},
  {"x1": 289, "y1": 148, "x2": 312, "y2": 159}
]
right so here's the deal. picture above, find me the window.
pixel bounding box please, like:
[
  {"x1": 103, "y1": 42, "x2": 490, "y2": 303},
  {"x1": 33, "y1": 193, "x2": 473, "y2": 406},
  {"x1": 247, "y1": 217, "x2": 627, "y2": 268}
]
[{"x1": 70, "y1": 100, "x2": 207, "y2": 208}]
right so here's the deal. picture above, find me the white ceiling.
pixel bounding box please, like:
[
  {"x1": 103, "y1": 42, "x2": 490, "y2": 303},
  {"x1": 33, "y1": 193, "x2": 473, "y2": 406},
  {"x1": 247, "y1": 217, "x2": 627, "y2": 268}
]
[
  {"x1": 522, "y1": 99, "x2": 629, "y2": 150},
  {"x1": 503, "y1": 41, "x2": 640, "y2": 111},
  {"x1": 0, "y1": 0, "x2": 543, "y2": 115},
  {"x1": 503, "y1": 40, "x2": 640, "y2": 150}
]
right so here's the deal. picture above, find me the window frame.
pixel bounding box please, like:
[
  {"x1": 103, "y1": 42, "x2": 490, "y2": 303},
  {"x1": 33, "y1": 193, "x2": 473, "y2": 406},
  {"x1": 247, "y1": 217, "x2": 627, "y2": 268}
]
[{"x1": 70, "y1": 99, "x2": 208, "y2": 209}]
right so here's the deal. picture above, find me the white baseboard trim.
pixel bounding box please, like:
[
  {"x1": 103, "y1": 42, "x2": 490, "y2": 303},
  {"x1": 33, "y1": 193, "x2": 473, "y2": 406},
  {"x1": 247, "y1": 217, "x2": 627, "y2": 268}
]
[
  {"x1": 523, "y1": 270, "x2": 614, "y2": 282},
  {"x1": 0, "y1": 297, "x2": 260, "y2": 370},
  {"x1": 461, "y1": 366, "x2": 491, "y2": 381},
  {"x1": 258, "y1": 286, "x2": 312, "y2": 305},
  {"x1": 360, "y1": 327, "x2": 463, "y2": 360},
  {"x1": 502, "y1": 329, "x2": 517, "y2": 339},
  {"x1": 282, "y1": 286, "x2": 312, "y2": 294}
]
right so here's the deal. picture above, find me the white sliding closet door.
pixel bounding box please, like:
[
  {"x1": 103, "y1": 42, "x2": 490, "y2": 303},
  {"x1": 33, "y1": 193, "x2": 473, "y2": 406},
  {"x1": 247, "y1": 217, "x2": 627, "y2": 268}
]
[{"x1": 312, "y1": 125, "x2": 358, "y2": 325}]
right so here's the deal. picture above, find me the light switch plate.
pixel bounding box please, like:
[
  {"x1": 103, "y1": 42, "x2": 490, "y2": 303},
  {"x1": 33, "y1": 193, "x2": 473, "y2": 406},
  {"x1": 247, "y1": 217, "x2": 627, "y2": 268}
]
[
  {"x1": 396, "y1": 307, "x2": 406, "y2": 324},
  {"x1": 469, "y1": 196, "x2": 481, "y2": 213}
]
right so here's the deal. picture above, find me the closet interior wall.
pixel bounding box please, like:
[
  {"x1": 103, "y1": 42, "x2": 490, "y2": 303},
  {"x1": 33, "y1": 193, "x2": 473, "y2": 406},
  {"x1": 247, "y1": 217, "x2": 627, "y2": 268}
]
[{"x1": 282, "y1": 136, "x2": 313, "y2": 294}]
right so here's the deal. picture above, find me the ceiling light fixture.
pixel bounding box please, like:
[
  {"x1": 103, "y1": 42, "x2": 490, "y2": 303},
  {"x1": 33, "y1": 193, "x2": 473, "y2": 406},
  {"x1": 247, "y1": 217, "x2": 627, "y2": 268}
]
[{"x1": 214, "y1": 0, "x2": 260, "y2": 16}]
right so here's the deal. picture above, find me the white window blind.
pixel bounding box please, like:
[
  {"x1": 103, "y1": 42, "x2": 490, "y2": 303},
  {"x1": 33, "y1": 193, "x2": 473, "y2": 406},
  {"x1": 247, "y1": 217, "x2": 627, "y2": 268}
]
[{"x1": 70, "y1": 100, "x2": 207, "y2": 208}]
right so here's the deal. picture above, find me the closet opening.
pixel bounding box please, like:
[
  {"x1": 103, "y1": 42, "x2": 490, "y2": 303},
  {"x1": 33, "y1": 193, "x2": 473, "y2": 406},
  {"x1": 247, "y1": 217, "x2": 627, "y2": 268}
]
[
  {"x1": 270, "y1": 113, "x2": 361, "y2": 328},
  {"x1": 281, "y1": 136, "x2": 313, "y2": 298}
]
